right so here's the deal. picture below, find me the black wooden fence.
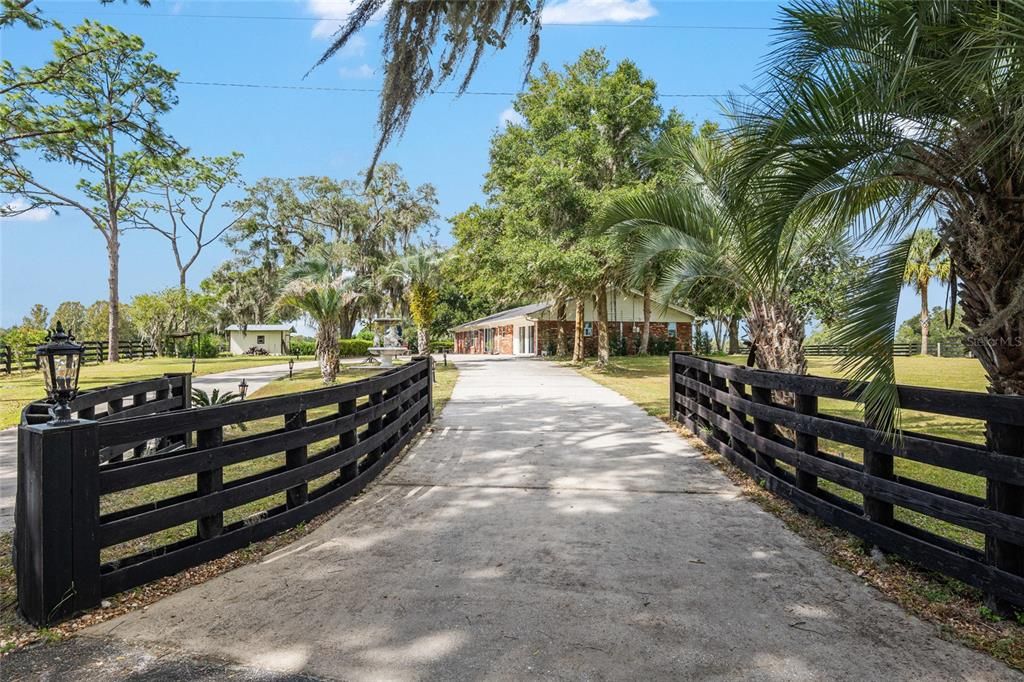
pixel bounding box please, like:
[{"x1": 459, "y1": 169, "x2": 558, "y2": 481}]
[
  {"x1": 669, "y1": 352, "x2": 1024, "y2": 611},
  {"x1": 2, "y1": 339, "x2": 157, "y2": 373},
  {"x1": 16, "y1": 357, "x2": 433, "y2": 626}
]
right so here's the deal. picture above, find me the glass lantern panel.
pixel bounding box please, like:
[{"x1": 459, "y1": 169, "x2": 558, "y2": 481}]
[
  {"x1": 54, "y1": 352, "x2": 81, "y2": 391},
  {"x1": 40, "y1": 355, "x2": 55, "y2": 394}
]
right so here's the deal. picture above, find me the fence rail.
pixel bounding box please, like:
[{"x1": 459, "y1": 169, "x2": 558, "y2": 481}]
[
  {"x1": 16, "y1": 357, "x2": 433, "y2": 626},
  {"x1": 669, "y1": 352, "x2": 1024, "y2": 611},
  {"x1": 2, "y1": 339, "x2": 157, "y2": 373}
]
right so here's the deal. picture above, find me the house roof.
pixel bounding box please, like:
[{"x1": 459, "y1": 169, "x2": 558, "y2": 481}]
[
  {"x1": 224, "y1": 324, "x2": 296, "y2": 332},
  {"x1": 451, "y1": 302, "x2": 552, "y2": 332}
]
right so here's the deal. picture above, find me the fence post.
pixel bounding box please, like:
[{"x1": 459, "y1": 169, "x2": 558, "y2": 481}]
[
  {"x1": 986, "y1": 419, "x2": 1024, "y2": 615},
  {"x1": 794, "y1": 394, "x2": 819, "y2": 495},
  {"x1": 131, "y1": 389, "x2": 149, "y2": 459},
  {"x1": 749, "y1": 383, "x2": 777, "y2": 477},
  {"x1": 285, "y1": 410, "x2": 308, "y2": 508},
  {"x1": 709, "y1": 373, "x2": 730, "y2": 444},
  {"x1": 16, "y1": 419, "x2": 101, "y2": 626},
  {"x1": 196, "y1": 425, "x2": 224, "y2": 539},
  {"x1": 361, "y1": 388, "x2": 385, "y2": 471},
  {"x1": 339, "y1": 398, "x2": 359, "y2": 484},
  {"x1": 727, "y1": 379, "x2": 753, "y2": 461},
  {"x1": 668, "y1": 351, "x2": 678, "y2": 422},
  {"x1": 164, "y1": 372, "x2": 192, "y2": 449},
  {"x1": 863, "y1": 412, "x2": 894, "y2": 527}
]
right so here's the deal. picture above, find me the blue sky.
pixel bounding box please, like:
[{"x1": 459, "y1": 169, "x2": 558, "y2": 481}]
[{"x1": 1, "y1": 0, "x2": 941, "y2": 331}]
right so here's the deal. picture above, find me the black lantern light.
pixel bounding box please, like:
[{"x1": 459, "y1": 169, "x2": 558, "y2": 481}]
[
  {"x1": 238, "y1": 378, "x2": 249, "y2": 400},
  {"x1": 36, "y1": 322, "x2": 85, "y2": 425},
  {"x1": 288, "y1": 357, "x2": 294, "y2": 379}
]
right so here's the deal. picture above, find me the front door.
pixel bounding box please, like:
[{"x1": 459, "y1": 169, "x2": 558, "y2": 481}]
[{"x1": 517, "y1": 325, "x2": 535, "y2": 355}]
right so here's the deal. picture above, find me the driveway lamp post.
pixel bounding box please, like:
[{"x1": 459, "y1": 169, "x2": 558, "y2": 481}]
[
  {"x1": 35, "y1": 322, "x2": 85, "y2": 425},
  {"x1": 288, "y1": 357, "x2": 294, "y2": 379},
  {"x1": 238, "y1": 378, "x2": 249, "y2": 400},
  {"x1": 191, "y1": 353, "x2": 197, "y2": 374}
]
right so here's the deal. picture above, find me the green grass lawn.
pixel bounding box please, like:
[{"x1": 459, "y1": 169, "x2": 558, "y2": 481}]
[
  {"x1": 0, "y1": 355, "x2": 313, "y2": 429},
  {"x1": 574, "y1": 354, "x2": 992, "y2": 549}
]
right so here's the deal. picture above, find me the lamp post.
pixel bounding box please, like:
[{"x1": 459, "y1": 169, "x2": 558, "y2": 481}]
[
  {"x1": 35, "y1": 322, "x2": 85, "y2": 425},
  {"x1": 238, "y1": 378, "x2": 249, "y2": 400},
  {"x1": 288, "y1": 357, "x2": 294, "y2": 379},
  {"x1": 191, "y1": 353, "x2": 197, "y2": 374}
]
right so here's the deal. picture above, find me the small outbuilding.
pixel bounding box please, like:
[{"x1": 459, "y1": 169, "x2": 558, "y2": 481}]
[
  {"x1": 225, "y1": 324, "x2": 295, "y2": 356},
  {"x1": 452, "y1": 291, "x2": 693, "y2": 356}
]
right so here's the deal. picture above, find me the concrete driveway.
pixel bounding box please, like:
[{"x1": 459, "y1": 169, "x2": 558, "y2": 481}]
[{"x1": 8, "y1": 356, "x2": 1018, "y2": 680}]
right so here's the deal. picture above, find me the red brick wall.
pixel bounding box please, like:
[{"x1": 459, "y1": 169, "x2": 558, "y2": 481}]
[
  {"x1": 496, "y1": 325, "x2": 513, "y2": 354},
  {"x1": 536, "y1": 320, "x2": 691, "y2": 356},
  {"x1": 454, "y1": 326, "x2": 516, "y2": 354}
]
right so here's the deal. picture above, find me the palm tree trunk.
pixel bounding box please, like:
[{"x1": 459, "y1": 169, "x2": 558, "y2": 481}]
[
  {"x1": 316, "y1": 325, "x2": 339, "y2": 383},
  {"x1": 747, "y1": 295, "x2": 807, "y2": 378},
  {"x1": 919, "y1": 283, "x2": 929, "y2": 355},
  {"x1": 640, "y1": 283, "x2": 652, "y2": 355},
  {"x1": 572, "y1": 298, "x2": 585, "y2": 363},
  {"x1": 555, "y1": 299, "x2": 568, "y2": 356},
  {"x1": 417, "y1": 327, "x2": 429, "y2": 355},
  {"x1": 596, "y1": 286, "x2": 610, "y2": 367}
]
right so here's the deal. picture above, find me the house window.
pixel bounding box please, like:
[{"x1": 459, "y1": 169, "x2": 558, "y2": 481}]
[
  {"x1": 583, "y1": 321, "x2": 593, "y2": 337},
  {"x1": 667, "y1": 323, "x2": 677, "y2": 338},
  {"x1": 256, "y1": 335, "x2": 266, "y2": 344}
]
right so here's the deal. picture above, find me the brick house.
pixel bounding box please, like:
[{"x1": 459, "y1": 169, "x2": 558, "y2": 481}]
[{"x1": 452, "y1": 291, "x2": 693, "y2": 356}]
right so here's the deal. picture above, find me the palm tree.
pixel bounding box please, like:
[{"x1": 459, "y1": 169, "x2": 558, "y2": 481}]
[
  {"x1": 388, "y1": 248, "x2": 445, "y2": 354},
  {"x1": 734, "y1": 0, "x2": 1024, "y2": 408},
  {"x1": 903, "y1": 230, "x2": 950, "y2": 356},
  {"x1": 605, "y1": 135, "x2": 842, "y2": 379},
  {"x1": 278, "y1": 244, "x2": 367, "y2": 383}
]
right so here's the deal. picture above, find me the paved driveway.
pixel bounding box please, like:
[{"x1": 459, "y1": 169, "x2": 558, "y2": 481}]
[{"x1": 9, "y1": 356, "x2": 1018, "y2": 680}]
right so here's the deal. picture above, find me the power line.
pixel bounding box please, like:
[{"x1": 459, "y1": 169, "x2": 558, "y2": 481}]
[
  {"x1": 46, "y1": 10, "x2": 773, "y2": 30},
  {"x1": 178, "y1": 79, "x2": 752, "y2": 98}
]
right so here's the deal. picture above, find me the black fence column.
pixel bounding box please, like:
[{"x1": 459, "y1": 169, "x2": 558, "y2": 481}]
[
  {"x1": 412, "y1": 356, "x2": 434, "y2": 422},
  {"x1": 986, "y1": 418, "x2": 1024, "y2": 615},
  {"x1": 863, "y1": 413, "x2": 894, "y2": 527},
  {"x1": 749, "y1": 384, "x2": 777, "y2": 477},
  {"x1": 668, "y1": 351, "x2": 679, "y2": 421},
  {"x1": 285, "y1": 410, "x2": 308, "y2": 508},
  {"x1": 709, "y1": 373, "x2": 730, "y2": 444},
  {"x1": 727, "y1": 380, "x2": 753, "y2": 461},
  {"x1": 16, "y1": 419, "x2": 101, "y2": 626},
  {"x1": 361, "y1": 389, "x2": 385, "y2": 472},
  {"x1": 794, "y1": 394, "x2": 819, "y2": 495},
  {"x1": 165, "y1": 373, "x2": 192, "y2": 449},
  {"x1": 196, "y1": 426, "x2": 224, "y2": 539},
  {"x1": 132, "y1": 390, "x2": 149, "y2": 459},
  {"x1": 339, "y1": 399, "x2": 359, "y2": 484}
]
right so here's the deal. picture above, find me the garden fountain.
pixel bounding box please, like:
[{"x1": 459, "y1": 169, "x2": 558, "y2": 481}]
[{"x1": 368, "y1": 317, "x2": 408, "y2": 367}]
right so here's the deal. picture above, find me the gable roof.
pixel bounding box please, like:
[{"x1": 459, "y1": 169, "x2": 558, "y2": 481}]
[
  {"x1": 451, "y1": 302, "x2": 552, "y2": 332},
  {"x1": 224, "y1": 324, "x2": 296, "y2": 332}
]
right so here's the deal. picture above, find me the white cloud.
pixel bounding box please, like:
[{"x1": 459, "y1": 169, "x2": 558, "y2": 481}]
[
  {"x1": 339, "y1": 63, "x2": 375, "y2": 79},
  {"x1": 308, "y1": 0, "x2": 361, "y2": 39},
  {"x1": 499, "y1": 107, "x2": 525, "y2": 127},
  {"x1": 542, "y1": 0, "x2": 656, "y2": 24},
  {"x1": 169, "y1": 1, "x2": 185, "y2": 15},
  {"x1": 308, "y1": 1, "x2": 385, "y2": 41},
  {"x1": 2, "y1": 199, "x2": 53, "y2": 223}
]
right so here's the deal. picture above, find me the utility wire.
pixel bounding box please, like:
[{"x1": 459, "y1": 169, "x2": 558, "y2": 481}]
[
  {"x1": 178, "y1": 79, "x2": 752, "y2": 98},
  {"x1": 45, "y1": 10, "x2": 773, "y2": 30}
]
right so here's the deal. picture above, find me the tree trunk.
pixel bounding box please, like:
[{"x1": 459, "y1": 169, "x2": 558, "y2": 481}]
[
  {"x1": 107, "y1": 231, "x2": 120, "y2": 362},
  {"x1": 942, "y1": 198, "x2": 1024, "y2": 616},
  {"x1": 942, "y1": 205, "x2": 1024, "y2": 397},
  {"x1": 919, "y1": 284, "x2": 929, "y2": 355},
  {"x1": 728, "y1": 315, "x2": 741, "y2": 354},
  {"x1": 316, "y1": 325, "x2": 339, "y2": 383},
  {"x1": 640, "y1": 283, "x2": 652, "y2": 355},
  {"x1": 596, "y1": 286, "x2": 610, "y2": 367},
  {"x1": 417, "y1": 327, "x2": 429, "y2": 356},
  {"x1": 572, "y1": 298, "x2": 585, "y2": 363},
  {"x1": 746, "y1": 294, "x2": 806, "y2": 389},
  {"x1": 555, "y1": 299, "x2": 568, "y2": 356}
]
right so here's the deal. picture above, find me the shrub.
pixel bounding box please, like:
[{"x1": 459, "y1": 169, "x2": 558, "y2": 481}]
[
  {"x1": 244, "y1": 345, "x2": 270, "y2": 356},
  {"x1": 649, "y1": 338, "x2": 676, "y2": 355},
  {"x1": 289, "y1": 338, "x2": 315, "y2": 356},
  {"x1": 339, "y1": 339, "x2": 372, "y2": 357},
  {"x1": 182, "y1": 333, "x2": 221, "y2": 358}
]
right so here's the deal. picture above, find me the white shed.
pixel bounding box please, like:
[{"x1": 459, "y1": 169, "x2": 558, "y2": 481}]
[{"x1": 225, "y1": 324, "x2": 295, "y2": 356}]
